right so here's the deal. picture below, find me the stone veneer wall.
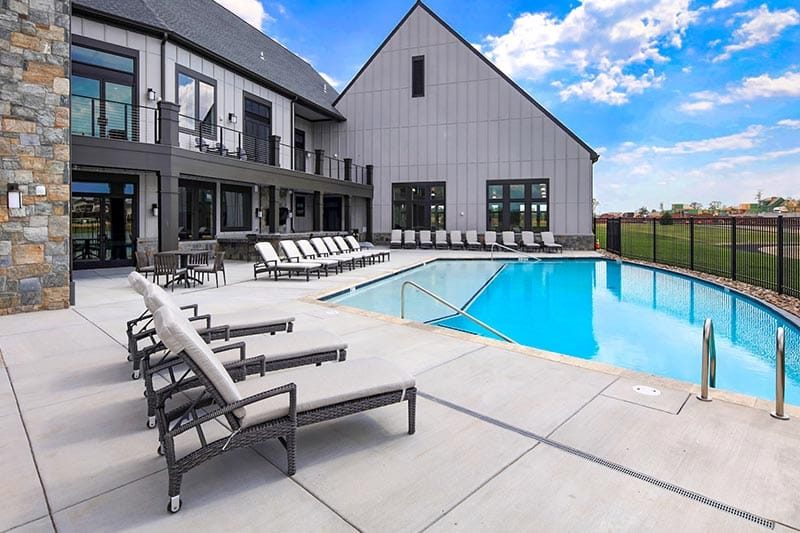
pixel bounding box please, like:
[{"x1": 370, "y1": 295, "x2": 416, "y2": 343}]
[{"x1": 0, "y1": 0, "x2": 71, "y2": 315}]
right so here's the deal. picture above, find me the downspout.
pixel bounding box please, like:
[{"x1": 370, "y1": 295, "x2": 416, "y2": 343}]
[
  {"x1": 289, "y1": 96, "x2": 297, "y2": 232},
  {"x1": 160, "y1": 32, "x2": 167, "y2": 100},
  {"x1": 156, "y1": 32, "x2": 167, "y2": 250}
]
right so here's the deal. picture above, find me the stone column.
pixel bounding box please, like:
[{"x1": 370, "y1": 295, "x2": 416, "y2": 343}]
[
  {"x1": 157, "y1": 101, "x2": 180, "y2": 146},
  {"x1": 268, "y1": 135, "x2": 281, "y2": 167},
  {"x1": 343, "y1": 196, "x2": 352, "y2": 232},
  {"x1": 366, "y1": 198, "x2": 374, "y2": 242},
  {"x1": 314, "y1": 150, "x2": 324, "y2": 176},
  {"x1": 158, "y1": 175, "x2": 180, "y2": 251},
  {"x1": 268, "y1": 185, "x2": 278, "y2": 233},
  {"x1": 0, "y1": 0, "x2": 71, "y2": 314}
]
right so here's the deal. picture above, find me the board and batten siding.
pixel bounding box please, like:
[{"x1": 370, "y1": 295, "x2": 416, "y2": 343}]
[{"x1": 321, "y1": 6, "x2": 594, "y2": 237}]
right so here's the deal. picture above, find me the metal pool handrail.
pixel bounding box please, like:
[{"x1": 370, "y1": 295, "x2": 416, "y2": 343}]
[
  {"x1": 697, "y1": 318, "x2": 717, "y2": 402},
  {"x1": 771, "y1": 327, "x2": 789, "y2": 420},
  {"x1": 489, "y1": 242, "x2": 542, "y2": 262},
  {"x1": 400, "y1": 281, "x2": 517, "y2": 344}
]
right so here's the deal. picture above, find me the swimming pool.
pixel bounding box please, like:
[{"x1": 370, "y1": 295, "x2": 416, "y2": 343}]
[{"x1": 327, "y1": 259, "x2": 800, "y2": 403}]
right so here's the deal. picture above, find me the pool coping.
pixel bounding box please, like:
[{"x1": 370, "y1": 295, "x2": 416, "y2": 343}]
[{"x1": 303, "y1": 254, "x2": 800, "y2": 416}]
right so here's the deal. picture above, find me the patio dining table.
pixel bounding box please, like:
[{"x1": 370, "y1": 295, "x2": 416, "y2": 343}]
[{"x1": 159, "y1": 250, "x2": 208, "y2": 288}]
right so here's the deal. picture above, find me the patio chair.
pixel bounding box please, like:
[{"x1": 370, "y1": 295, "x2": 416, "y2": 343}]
[
  {"x1": 465, "y1": 230, "x2": 481, "y2": 250},
  {"x1": 540, "y1": 231, "x2": 564, "y2": 253},
  {"x1": 345, "y1": 235, "x2": 389, "y2": 262},
  {"x1": 296, "y1": 240, "x2": 349, "y2": 272},
  {"x1": 501, "y1": 231, "x2": 519, "y2": 249},
  {"x1": 254, "y1": 242, "x2": 322, "y2": 281},
  {"x1": 450, "y1": 230, "x2": 464, "y2": 250},
  {"x1": 335, "y1": 236, "x2": 379, "y2": 265},
  {"x1": 521, "y1": 231, "x2": 541, "y2": 252},
  {"x1": 484, "y1": 231, "x2": 497, "y2": 251},
  {"x1": 154, "y1": 253, "x2": 188, "y2": 291},
  {"x1": 418, "y1": 230, "x2": 433, "y2": 249},
  {"x1": 390, "y1": 229, "x2": 403, "y2": 249},
  {"x1": 403, "y1": 230, "x2": 417, "y2": 249},
  {"x1": 140, "y1": 282, "x2": 345, "y2": 430},
  {"x1": 322, "y1": 237, "x2": 368, "y2": 267},
  {"x1": 153, "y1": 305, "x2": 416, "y2": 513},
  {"x1": 434, "y1": 230, "x2": 448, "y2": 249},
  {"x1": 191, "y1": 252, "x2": 227, "y2": 288},
  {"x1": 280, "y1": 240, "x2": 333, "y2": 276},
  {"x1": 135, "y1": 250, "x2": 155, "y2": 280}
]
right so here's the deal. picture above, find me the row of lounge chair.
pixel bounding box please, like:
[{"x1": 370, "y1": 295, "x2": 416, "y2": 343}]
[
  {"x1": 390, "y1": 229, "x2": 563, "y2": 252},
  {"x1": 127, "y1": 271, "x2": 416, "y2": 513},
  {"x1": 254, "y1": 235, "x2": 390, "y2": 281}
]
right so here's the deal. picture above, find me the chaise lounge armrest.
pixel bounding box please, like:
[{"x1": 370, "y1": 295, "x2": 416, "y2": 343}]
[
  {"x1": 127, "y1": 304, "x2": 199, "y2": 332},
  {"x1": 164, "y1": 383, "x2": 297, "y2": 440}
]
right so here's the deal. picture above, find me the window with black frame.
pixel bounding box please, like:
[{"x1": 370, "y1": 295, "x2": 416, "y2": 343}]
[
  {"x1": 71, "y1": 39, "x2": 136, "y2": 140},
  {"x1": 178, "y1": 179, "x2": 216, "y2": 240},
  {"x1": 177, "y1": 67, "x2": 216, "y2": 140},
  {"x1": 486, "y1": 180, "x2": 549, "y2": 231},
  {"x1": 391, "y1": 182, "x2": 445, "y2": 230},
  {"x1": 220, "y1": 183, "x2": 252, "y2": 232}
]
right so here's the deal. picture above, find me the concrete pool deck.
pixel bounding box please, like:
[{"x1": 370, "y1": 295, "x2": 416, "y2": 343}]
[{"x1": 0, "y1": 248, "x2": 798, "y2": 532}]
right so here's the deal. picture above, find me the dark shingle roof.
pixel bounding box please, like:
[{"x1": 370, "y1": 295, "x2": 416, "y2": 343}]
[{"x1": 73, "y1": 0, "x2": 342, "y2": 119}]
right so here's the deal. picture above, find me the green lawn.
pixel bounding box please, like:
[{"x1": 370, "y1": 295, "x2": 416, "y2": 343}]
[{"x1": 594, "y1": 220, "x2": 800, "y2": 297}]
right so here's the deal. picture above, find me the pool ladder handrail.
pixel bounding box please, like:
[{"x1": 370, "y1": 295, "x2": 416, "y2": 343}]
[
  {"x1": 697, "y1": 318, "x2": 717, "y2": 402},
  {"x1": 488, "y1": 242, "x2": 542, "y2": 262},
  {"x1": 771, "y1": 327, "x2": 789, "y2": 420},
  {"x1": 400, "y1": 281, "x2": 518, "y2": 344}
]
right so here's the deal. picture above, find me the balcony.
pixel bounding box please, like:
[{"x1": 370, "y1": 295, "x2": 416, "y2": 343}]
[{"x1": 70, "y1": 96, "x2": 372, "y2": 186}]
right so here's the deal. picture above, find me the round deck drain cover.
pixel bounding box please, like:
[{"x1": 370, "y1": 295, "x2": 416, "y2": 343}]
[{"x1": 633, "y1": 385, "x2": 661, "y2": 396}]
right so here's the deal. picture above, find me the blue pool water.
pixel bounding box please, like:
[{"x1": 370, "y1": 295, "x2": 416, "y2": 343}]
[{"x1": 327, "y1": 259, "x2": 800, "y2": 402}]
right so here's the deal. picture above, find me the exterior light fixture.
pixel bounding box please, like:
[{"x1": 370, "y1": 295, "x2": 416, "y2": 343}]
[
  {"x1": 228, "y1": 113, "x2": 238, "y2": 124},
  {"x1": 151, "y1": 203, "x2": 159, "y2": 217},
  {"x1": 255, "y1": 207, "x2": 263, "y2": 218},
  {"x1": 147, "y1": 88, "x2": 157, "y2": 101},
  {"x1": 7, "y1": 184, "x2": 21, "y2": 209}
]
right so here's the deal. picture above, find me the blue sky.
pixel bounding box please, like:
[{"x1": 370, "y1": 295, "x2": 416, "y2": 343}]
[{"x1": 217, "y1": 0, "x2": 800, "y2": 212}]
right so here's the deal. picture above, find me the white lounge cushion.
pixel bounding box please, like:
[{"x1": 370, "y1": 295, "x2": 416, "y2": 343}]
[
  {"x1": 128, "y1": 271, "x2": 150, "y2": 295},
  {"x1": 244, "y1": 329, "x2": 346, "y2": 362},
  {"x1": 154, "y1": 306, "x2": 245, "y2": 418},
  {"x1": 143, "y1": 283, "x2": 175, "y2": 314},
  {"x1": 236, "y1": 357, "x2": 415, "y2": 428}
]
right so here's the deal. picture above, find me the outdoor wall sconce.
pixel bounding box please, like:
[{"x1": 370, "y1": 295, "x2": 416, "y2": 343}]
[
  {"x1": 255, "y1": 207, "x2": 263, "y2": 218},
  {"x1": 147, "y1": 88, "x2": 157, "y2": 101},
  {"x1": 228, "y1": 113, "x2": 238, "y2": 124},
  {"x1": 7, "y1": 184, "x2": 21, "y2": 209},
  {"x1": 151, "y1": 203, "x2": 159, "y2": 217}
]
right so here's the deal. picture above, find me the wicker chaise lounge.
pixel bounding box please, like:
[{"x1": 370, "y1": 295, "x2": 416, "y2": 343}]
[
  {"x1": 465, "y1": 230, "x2": 481, "y2": 250},
  {"x1": 484, "y1": 231, "x2": 497, "y2": 250},
  {"x1": 297, "y1": 239, "x2": 354, "y2": 272},
  {"x1": 153, "y1": 305, "x2": 417, "y2": 514},
  {"x1": 540, "y1": 232, "x2": 564, "y2": 253},
  {"x1": 501, "y1": 231, "x2": 519, "y2": 249},
  {"x1": 402, "y1": 230, "x2": 416, "y2": 249},
  {"x1": 127, "y1": 272, "x2": 294, "y2": 379},
  {"x1": 254, "y1": 242, "x2": 322, "y2": 281},
  {"x1": 521, "y1": 231, "x2": 541, "y2": 252},
  {"x1": 450, "y1": 230, "x2": 464, "y2": 250},
  {"x1": 322, "y1": 236, "x2": 368, "y2": 267},
  {"x1": 434, "y1": 230, "x2": 448, "y2": 249},
  {"x1": 280, "y1": 240, "x2": 334, "y2": 276},
  {"x1": 343, "y1": 235, "x2": 388, "y2": 263},
  {"x1": 134, "y1": 276, "x2": 346, "y2": 428},
  {"x1": 390, "y1": 229, "x2": 403, "y2": 249},
  {"x1": 418, "y1": 230, "x2": 433, "y2": 249}
]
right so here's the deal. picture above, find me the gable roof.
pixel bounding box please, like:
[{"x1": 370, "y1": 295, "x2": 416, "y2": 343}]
[
  {"x1": 72, "y1": 0, "x2": 344, "y2": 120},
  {"x1": 334, "y1": 1, "x2": 599, "y2": 162}
]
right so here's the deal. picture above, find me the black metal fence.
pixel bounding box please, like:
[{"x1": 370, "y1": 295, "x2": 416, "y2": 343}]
[{"x1": 594, "y1": 216, "x2": 800, "y2": 298}]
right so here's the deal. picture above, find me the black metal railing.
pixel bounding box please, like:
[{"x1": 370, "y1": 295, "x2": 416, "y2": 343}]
[
  {"x1": 71, "y1": 95, "x2": 159, "y2": 143},
  {"x1": 178, "y1": 114, "x2": 370, "y2": 185},
  {"x1": 595, "y1": 216, "x2": 800, "y2": 297}
]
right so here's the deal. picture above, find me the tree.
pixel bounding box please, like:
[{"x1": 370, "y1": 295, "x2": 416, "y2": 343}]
[
  {"x1": 637, "y1": 206, "x2": 649, "y2": 217},
  {"x1": 592, "y1": 198, "x2": 600, "y2": 214},
  {"x1": 709, "y1": 200, "x2": 722, "y2": 210},
  {"x1": 689, "y1": 202, "x2": 702, "y2": 211},
  {"x1": 660, "y1": 211, "x2": 674, "y2": 225}
]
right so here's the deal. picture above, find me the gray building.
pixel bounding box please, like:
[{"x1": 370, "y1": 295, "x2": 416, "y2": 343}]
[
  {"x1": 1, "y1": 0, "x2": 597, "y2": 312},
  {"x1": 322, "y1": 2, "x2": 598, "y2": 247}
]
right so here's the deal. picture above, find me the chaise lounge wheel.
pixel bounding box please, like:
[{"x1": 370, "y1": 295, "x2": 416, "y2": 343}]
[
  {"x1": 131, "y1": 370, "x2": 140, "y2": 380},
  {"x1": 147, "y1": 417, "x2": 156, "y2": 429},
  {"x1": 167, "y1": 496, "x2": 181, "y2": 514},
  {"x1": 157, "y1": 445, "x2": 164, "y2": 456},
  {"x1": 127, "y1": 354, "x2": 132, "y2": 362}
]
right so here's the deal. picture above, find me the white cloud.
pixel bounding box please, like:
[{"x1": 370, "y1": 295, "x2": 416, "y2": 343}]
[
  {"x1": 319, "y1": 72, "x2": 341, "y2": 89},
  {"x1": 777, "y1": 119, "x2": 800, "y2": 129},
  {"x1": 214, "y1": 0, "x2": 274, "y2": 29},
  {"x1": 704, "y1": 147, "x2": 800, "y2": 170},
  {"x1": 679, "y1": 70, "x2": 800, "y2": 112},
  {"x1": 714, "y1": 4, "x2": 800, "y2": 62},
  {"x1": 712, "y1": 0, "x2": 742, "y2": 9},
  {"x1": 481, "y1": 0, "x2": 699, "y2": 105},
  {"x1": 681, "y1": 65, "x2": 692, "y2": 74}
]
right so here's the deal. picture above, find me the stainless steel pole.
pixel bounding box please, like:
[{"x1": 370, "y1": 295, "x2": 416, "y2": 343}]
[
  {"x1": 697, "y1": 318, "x2": 713, "y2": 402},
  {"x1": 770, "y1": 327, "x2": 789, "y2": 420}
]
